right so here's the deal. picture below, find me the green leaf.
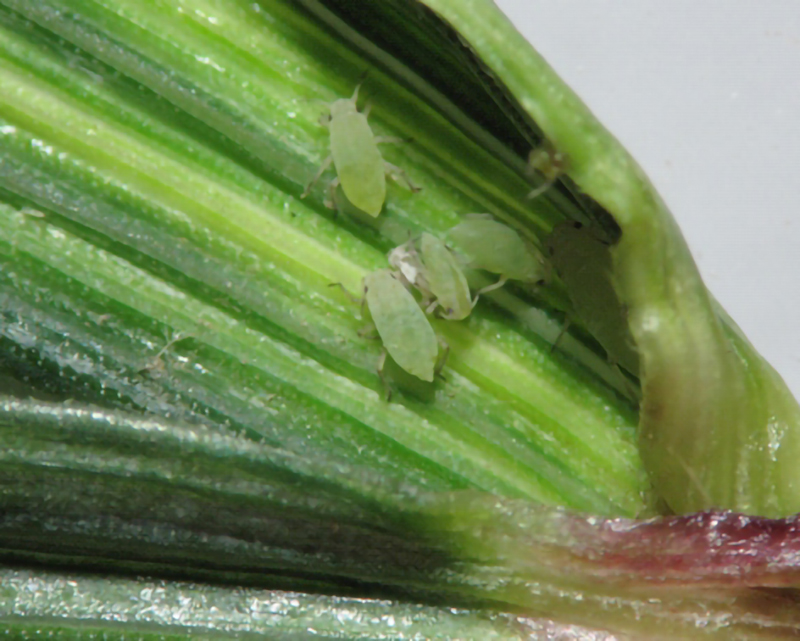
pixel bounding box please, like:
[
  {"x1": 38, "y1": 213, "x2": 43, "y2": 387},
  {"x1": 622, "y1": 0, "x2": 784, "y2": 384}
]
[
  {"x1": 1, "y1": 0, "x2": 800, "y2": 637},
  {"x1": 417, "y1": 0, "x2": 800, "y2": 517},
  {"x1": 0, "y1": 0, "x2": 650, "y2": 514},
  {"x1": 0, "y1": 567, "x2": 537, "y2": 640}
]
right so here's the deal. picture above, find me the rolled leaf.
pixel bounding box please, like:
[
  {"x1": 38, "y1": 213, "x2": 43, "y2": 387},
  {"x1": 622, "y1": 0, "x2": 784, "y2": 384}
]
[{"x1": 416, "y1": 0, "x2": 800, "y2": 517}]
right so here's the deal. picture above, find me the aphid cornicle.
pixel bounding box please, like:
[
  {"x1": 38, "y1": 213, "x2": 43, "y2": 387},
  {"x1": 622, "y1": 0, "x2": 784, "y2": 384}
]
[
  {"x1": 364, "y1": 269, "x2": 439, "y2": 383},
  {"x1": 447, "y1": 217, "x2": 544, "y2": 294},
  {"x1": 301, "y1": 83, "x2": 418, "y2": 217}
]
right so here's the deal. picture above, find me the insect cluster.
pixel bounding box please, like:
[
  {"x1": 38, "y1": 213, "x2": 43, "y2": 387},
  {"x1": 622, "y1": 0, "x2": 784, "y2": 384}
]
[
  {"x1": 305, "y1": 83, "x2": 549, "y2": 398},
  {"x1": 346, "y1": 219, "x2": 544, "y2": 399}
]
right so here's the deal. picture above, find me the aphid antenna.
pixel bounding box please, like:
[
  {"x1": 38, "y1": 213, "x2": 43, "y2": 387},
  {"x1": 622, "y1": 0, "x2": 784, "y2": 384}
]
[
  {"x1": 355, "y1": 69, "x2": 369, "y2": 86},
  {"x1": 474, "y1": 275, "x2": 508, "y2": 297},
  {"x1": 374, "y1": 135, "x2": 411, "y2": 145},
  {"x1": 351, "y1": 70, "x2": 370, "y2": 104},
  {"x1": 300, "y1": 155, "x2": 334, "y2": 200},
  {"x1": 406, "y1": 232, "x2": 422, "y2": 252},
  {"x1": 295, "y1": 94, "x2": 329, "y2": 106},
  {"x1": 404, "y1": 235, "x2": 424, "y2": 261},
  {"x1": 384, "y1": 161, "x2": 421, "y2": 193}
]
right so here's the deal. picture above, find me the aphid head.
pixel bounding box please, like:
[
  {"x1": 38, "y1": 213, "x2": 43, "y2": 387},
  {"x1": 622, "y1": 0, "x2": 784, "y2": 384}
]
[{"x1": 330, "y1": 98, "x2": 358, "y2": 119}]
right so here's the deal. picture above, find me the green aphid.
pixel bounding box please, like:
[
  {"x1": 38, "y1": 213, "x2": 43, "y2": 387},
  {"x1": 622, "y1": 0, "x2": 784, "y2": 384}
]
[
  {"x1": 546, "y1": 221, "x2": 639, "y2": 378},
  {"x1": 364, "y1": 269, "x2": 443, "y2": 389},
  {"x1": 419, "y1": 232, "x2": 474, "y2": 320},
  {"x1": 527, "y1": 145, "x2": 567, "y2": 199},
  {"x1": 448, "y1": 217, "x2": 544, "y2": 294},
  {"x1": 302, "y1": 84, "x2": 418, "y2": 216}
]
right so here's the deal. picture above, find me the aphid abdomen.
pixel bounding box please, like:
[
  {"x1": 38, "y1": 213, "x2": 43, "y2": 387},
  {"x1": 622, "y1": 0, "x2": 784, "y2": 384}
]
[
  {"x1": 420, "y1": 233, "x2": 472, "y2": 320},
  {"x1": 330, "y1": 112, "x2": 386, "y2": 216},
  {"x1": 365, "y1": 270, "x2": 438, "y2": 382}
]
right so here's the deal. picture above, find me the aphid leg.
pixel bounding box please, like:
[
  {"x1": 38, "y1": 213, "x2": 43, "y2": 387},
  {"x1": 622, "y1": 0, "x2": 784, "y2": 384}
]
[
  {"x1": 301, "y1": 155, "x2": 333, "y2": 199},
  {"x1": 551, "y1": 315, "x2": 571, "y2": 354},
  {"x1": 611, "y1": 361, "x2": 640, "y2": 402},
  {"x1": 526, "y1": 179, "x2": 555, "y2": 200},
  {"x1": 384, "y1": 161, "x2": 421, "y2": 193},
  {"x1": 475, "y1": 275, "x2": 508, "y2": 296},
  {"x1": 328, "y1": 280, "x2": 368, "y2": 320},
  {"x1": 361, "y1": 101, "x2": 373, "y2": 119},
  {"x1": 140, "y1": 330, "x2": 191, "y2": 375},
  {"x1": 324, "y1": 177, "x2": 341, "y2": 211},
  {"x1": 376, "y1": 350, "x2": 392, "y2": 402},
  {"x1": 434, "y1": 337, "x2": 450, "y2": 379},
  {"x1": 327, "y1": 281, "x2": 362, "y2": 304},
  {"x1": 425, "y1": 299, "x2": 439, "y2": 315},
  {"x1": 374, "y1": 136, "x2": 409, "y2": 145},
  {"x1": 538, "y1": 255, "x2": 555, "y2": 287}
]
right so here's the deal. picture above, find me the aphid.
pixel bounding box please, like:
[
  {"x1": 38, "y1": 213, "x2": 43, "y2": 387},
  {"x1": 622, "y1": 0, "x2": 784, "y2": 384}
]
[
  {"x1": 363, "y1": 269, "x2": 441, "y2": 386},
  {"x1": 139, "y1": 330, "x2": 191, "y2": 376},
  {"x1": 447, "y1": 217, "x2": 544, "y2": 294},
  {"x1": 301, "y1": 84, "x2": 419, "y2": 217},
  {"x1": 387, "y1": 234, "x2": 474, "y2": 320},
  {"x1": 527, "y1": 145, "x2": 567, "y2": 199},
  {"x1": 546, "y1": 221, "x2": 639, "y2": 378},
  {"x1": 418, "y1": 232, "x2": 473, "y2": 320}
]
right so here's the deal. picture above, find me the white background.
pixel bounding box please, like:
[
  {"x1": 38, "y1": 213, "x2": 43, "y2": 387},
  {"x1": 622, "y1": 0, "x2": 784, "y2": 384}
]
[{"x1": 497, "y1": 0, "x2": 800, "y2": 398}]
